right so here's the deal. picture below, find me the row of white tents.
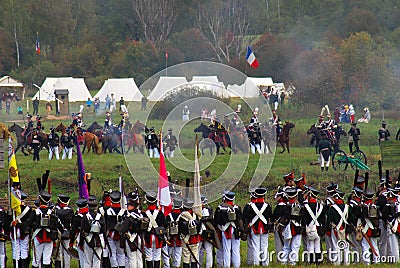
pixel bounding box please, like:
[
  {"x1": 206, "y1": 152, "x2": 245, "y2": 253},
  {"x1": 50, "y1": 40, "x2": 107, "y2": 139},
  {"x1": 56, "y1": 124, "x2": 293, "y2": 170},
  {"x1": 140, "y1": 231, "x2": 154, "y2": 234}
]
[{"x1": 29, "y1": 76, "x2": 279, "y2": 102}]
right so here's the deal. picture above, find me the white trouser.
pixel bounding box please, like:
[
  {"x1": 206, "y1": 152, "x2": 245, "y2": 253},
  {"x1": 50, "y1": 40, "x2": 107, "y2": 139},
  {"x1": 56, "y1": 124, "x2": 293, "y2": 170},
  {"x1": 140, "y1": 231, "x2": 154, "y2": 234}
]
[
  {"x1": 330, "y1": 228, "x2": 350, "y2": 265},
  {"x1": 169, "y1": 150, "x2": 175, "y2": 158},
  {"x1": 78, "y1": 246, "x2": 85, "y2": 268},
  {"x1": 0, "y1": 241, "x2": 5, "y2": 268},
  {"x1": 63, "y1": 147, "x2": 73, "y2": 159},
  {"x1": 144, "y1": 238, "x2": 162, "y2": 262},
  {"x1": 108, "y1": 237, "x2": 126, "y2": 267},
  {"x1": 378, "y1": 220, "x2": 389, "y2": 257},
  {"x1": 246, "y1": 235, "x2": 254, "y2": 265},
  {"x1": 251, "y1": 230, "x2": 269, "y2": 266},
  {"x1": 361, "y1": 236, "x2": 380, "y2": 264},
  {"x1": 216, "y1": 247, "x2": 223, "y2": 267},
  {"x1": 168, "y1": 244, "x2": 182, "y2": 268},
  {"x1": 306, "y1": 235, "x2": 321, "y2": 262},
  {"x1": 325, "y1": 234, "x2": 334, "y2": 262},
  {"x1": 221, "y1": 228, "x2": 240, "y2": 268},
  {"x1": 149, "y1": 148, "x2": 159, "y2": 158},
  {"x1": 274, "y1": 101, "x2": 279, "y2": 111},
  {"x1": 250, "y1": 144, "x2": 262, "y2": 154},
  {"x1": 49, "y1": 146, "x2": 60, "y2": 160},
  {"x1": 199, "y1": 240, "x2": 212, "y2": 268},
  {"x1": 126, "y1": 239, "x2": 143, "y2": 268},
  {"x1": 33, "y1": 237, "x2": 53, "y2": 265},
  {"x1": 320, "y1": 153, "x2": 330, "y2": 167},
  {"x1": 162, "y1": 244, "x2": 170, "y2": 267},
  {"x1": 274, "y1": 230, "x2": 283, "y2": 261},
  {"x1": 281, "y1": 234, "x2": 301, "y2": 265},
  {"x1": 59, "y1": 239, "x2": 71, "y2": 268},
  {"x1": 11, "y1": 234, "x2": 29, "y2": 260},
  {"x1": 83, "y1": 241, "x2": 102, "y2": 268},
  {"x1": 387, "y1": 231, "x2": 400, "y2": 263}
]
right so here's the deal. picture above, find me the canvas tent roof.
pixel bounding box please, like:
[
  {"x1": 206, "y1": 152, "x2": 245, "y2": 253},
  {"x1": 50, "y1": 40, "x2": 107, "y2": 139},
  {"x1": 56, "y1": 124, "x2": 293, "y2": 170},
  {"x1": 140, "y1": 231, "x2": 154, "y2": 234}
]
[
  {"x1": 0, "y1": 76, "x2": 24, "y2": 88},
  {"x1": 148, "y1": 76, "x2": 188, "y2": 101},
  {"x1": 226, "y1": 77, "x2": 274, "y2": 98},
  {"x1": 33, "y1": 77, "x2": 92, "y2": 102},
  {"x1": 94, "y1": 78, "x2": 143, "y2": 102},
  {"x1": 190, "y1": 76, "x2": 234, "y2": 98}
]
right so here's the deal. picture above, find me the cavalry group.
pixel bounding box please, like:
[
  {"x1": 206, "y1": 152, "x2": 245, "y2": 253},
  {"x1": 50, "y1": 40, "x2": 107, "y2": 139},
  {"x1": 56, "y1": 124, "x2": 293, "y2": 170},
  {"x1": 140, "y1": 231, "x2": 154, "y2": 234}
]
[{"x1": 3, "y1": 165, "x2": 400, "y2": 268}]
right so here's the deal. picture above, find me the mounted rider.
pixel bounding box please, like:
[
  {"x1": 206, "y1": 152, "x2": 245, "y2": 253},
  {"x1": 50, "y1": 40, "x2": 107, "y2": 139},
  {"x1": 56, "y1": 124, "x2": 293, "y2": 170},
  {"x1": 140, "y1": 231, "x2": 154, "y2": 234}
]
[
  {"x1": 23, "y1": 114, "x2": 34, "y2": 146},
  {"x1": 269, "y1": 109, "x2": 282, "y2": 140}
]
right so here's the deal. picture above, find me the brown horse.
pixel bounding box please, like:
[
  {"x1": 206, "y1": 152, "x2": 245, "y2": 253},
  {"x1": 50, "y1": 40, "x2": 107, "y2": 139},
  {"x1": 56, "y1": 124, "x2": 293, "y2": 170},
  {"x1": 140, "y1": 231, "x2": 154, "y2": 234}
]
[
  {"x1": 80, "y1": 129, "x2": 101, "y2": 154},
  {"x1": 8, "y1": 123, "x2": 49, "y2": 155},
  {"x1": 278, "y1": 121, "x2": 295, "y2": 153},
  {"x1": 124, "y1": 120, "x2": 146, "y2": 154}
]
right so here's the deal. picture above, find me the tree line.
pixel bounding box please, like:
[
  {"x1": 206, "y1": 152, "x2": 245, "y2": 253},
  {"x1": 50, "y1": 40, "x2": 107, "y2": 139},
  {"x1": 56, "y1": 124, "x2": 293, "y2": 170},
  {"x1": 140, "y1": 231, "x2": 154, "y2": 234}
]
[{"x1": 0, "y1": 0, "x2": 400, "y2": 109}]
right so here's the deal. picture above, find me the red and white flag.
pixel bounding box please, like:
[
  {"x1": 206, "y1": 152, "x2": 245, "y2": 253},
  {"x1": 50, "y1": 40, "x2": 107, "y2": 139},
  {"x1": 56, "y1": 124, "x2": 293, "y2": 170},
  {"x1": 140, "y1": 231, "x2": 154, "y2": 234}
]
[
  {"x1": 246, "y1": 46, "x2": 259, "y2": 69},
  {"x1": 193, "y1": 135, "x2": 202, "y2": 217},
  {"x1": 157, "y1": 133, "x2": 172, "y2": 215}
]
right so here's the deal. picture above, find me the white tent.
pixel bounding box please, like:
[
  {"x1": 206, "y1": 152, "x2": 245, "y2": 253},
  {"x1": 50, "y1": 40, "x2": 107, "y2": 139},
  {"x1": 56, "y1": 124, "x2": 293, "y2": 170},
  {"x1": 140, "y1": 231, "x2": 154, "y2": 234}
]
[
  {"x1": 32, "y1": 77, "x2": 92, "y2": 102},
  {"x1": 0, "y1": 75, "x2": 25, "y2": 99},
  {"x1": 226, "y1": 77, "x2": 274, "y2": 98},
  {"x1": 190, "y1": 76, "x2": 235, "y2": 98},
  {"x1": 94, "y1": 78, "x2": 143, "y2": 102},
  {"x1": 148, "y1": 76, "x2": 188, "y2": 101}
]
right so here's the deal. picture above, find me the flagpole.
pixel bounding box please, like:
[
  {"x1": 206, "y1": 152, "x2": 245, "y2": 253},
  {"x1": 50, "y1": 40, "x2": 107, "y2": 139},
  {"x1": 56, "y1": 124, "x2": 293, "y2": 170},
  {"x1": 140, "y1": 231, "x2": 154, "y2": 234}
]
[
  {"x1": 7, "y1": 136, "x2": 19, "y2": 268},
  {"x1": 165, "y1": 51, "x2": 168, "y2": 77}
]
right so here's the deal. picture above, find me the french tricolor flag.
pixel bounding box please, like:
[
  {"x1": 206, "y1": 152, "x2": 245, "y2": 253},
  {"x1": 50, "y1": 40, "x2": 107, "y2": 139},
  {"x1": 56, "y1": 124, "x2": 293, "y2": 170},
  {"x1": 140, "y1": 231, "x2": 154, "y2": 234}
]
[{"x1": 246, "y1": 46, "x2": 259, "y2": 69}]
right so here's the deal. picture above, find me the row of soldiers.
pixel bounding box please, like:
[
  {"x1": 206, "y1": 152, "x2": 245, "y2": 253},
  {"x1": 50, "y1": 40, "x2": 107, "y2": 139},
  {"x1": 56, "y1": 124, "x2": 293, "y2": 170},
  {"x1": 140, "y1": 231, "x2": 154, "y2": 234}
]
[{"x1": 2, "y1": 169, "x2": 400, "y2": 268}]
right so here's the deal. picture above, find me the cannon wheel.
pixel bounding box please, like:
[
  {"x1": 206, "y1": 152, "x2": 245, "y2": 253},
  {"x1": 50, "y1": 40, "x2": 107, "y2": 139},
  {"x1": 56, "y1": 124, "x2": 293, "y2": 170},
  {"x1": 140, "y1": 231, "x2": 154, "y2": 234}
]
[{"x1": 332, "y1": 149, "x2": 348, "y2": 171}]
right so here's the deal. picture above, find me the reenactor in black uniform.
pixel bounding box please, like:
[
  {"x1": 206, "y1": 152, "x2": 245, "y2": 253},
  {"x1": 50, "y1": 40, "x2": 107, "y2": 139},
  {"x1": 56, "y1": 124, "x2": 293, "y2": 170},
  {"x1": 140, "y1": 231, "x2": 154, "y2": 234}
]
[
  {"x1": 199, "y1": 195, "x2": 219, "y2": 268},
  {"x1": 242, "y1": 188, "x2": 272, "y2": 266},
  {"x1": 302, "y1": 187, "x2": 325, "y2": 264},
  {"x1": 31, "y1": 191, "x2": 64, "y2": 268},
  {"x1": 378, "y1": 121, "x2": 391, "y2": 143},
  {"x1": 381, "y1": 188, "x2": 400, "y2": 262},
  {"x1": 10, "y1": 190, "x2": 32, "y2": 268},
  {"x1": 348, "y1": 122, "x2": 361, "y2": 153},
  {"x1": 36, "y1": 115, "x2": 43, "y2": 131},
  {"x1": 324, "y1": 183, "x2": 338, "y2": 263},
  {"x1": 377, "y1": 175, "x2": 391, "y2": 258},
  {"x1": 142, "y1": 192, "x2": 167, "y2": 268},
  {"x1": 282, "y1": 172, "x2": 295, "y2": 191},
  {"x1": 280, "y1": 188, "x2": 302, "y2": 265},
  {"x1": 81, "y1": 197, "x2": 107, "y2": 268},
  {"x1": 146, "y1": 127, "x2": 160, "y2": 158},
  {"x1": 24, "y1": 114, "x2": 35, "y2": 146},
  {"x1": 214, "y1": 191, "x2": 243, "y2": 268},
  {"x1": 48, "y1": 126, "x2": 60, "y2": 160},
  {"x1": 104, "y1": 190, "x2": 126, "y2": 268},
  {"x1": 294, "y1": 175, "x2": 307, "y2": 205},
  {"x1": 55, "y1": 195, "x2": 74, "y2": 268},
  {"x1": 0, "y1": 207, "x2": 10, "y2": 268},
  {"x1": 165, "y1": 128, "x2": 178, "y2": 158},
  {"x1": 69, "y1": 198, "x2": 90, "y2": 267},
  {"x1": 31, "y1": 129, "x2": 41, "y2": 161},
  {"x1": 360, "y1": 189, "x2": 380, "y2": 264},
  {"x1": 326, "y1": 190, "x2": 354, "y2": 265},
  {"x1": 248, "y1": 123, "x2": 262, "y2": 154},
  {"x1": 272, "y1": 188, "x2": 287, "y2": 259},
  {"x1": 117, "y1": 193, "x2": 146, "y2": 268},
  {"x1": 349, "y1": 187, "x2": 363, "y2": 253},
  {"x1": 61, "y1": 128, "x2": 74, "y2": 160},
  {"x1": 178, "y1": 199, "x2": 202, "y2": 268},
  {"x1": 166, "y1": 196, "x2": 183, "y2": 268}
]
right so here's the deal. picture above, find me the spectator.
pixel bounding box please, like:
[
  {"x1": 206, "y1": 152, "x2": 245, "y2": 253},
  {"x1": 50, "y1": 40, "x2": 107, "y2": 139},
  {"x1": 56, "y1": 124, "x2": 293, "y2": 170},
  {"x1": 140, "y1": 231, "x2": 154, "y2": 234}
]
[
  {"x1": 334, "y1": 107, "x2": 340, "y2": 123},
  {"x1": 141, "y1": 96, "x2": 147, "y2": 111},
  {"x1": 17, "y1": 106, "x2": 23, "y2": 114},
  {"x1": 182, "y1": 105, "x2": 190, "y2": 121},
  {"x1": 349, "y1": 104, "x2": 355, "y2": 123},
  {"x1": 119, "y1": 96, "x2": 124, "y2": 111},
  {"x1": 86, "y1": 98, "x2": 92, "y2": 113},
  {"x1": 6, "y1": 99, "x2": 11, "y2": 114},
  {"x1": 46, "y1": 102, "x2": 52, "y2": 115},
  {"x1": 280, "y1": 91, "x2": 286, "y2": 106},
  {"x1": 105, "y1": 94, "x2": 111, "y2": 110},
  {"x1": 110, "y1": 93, "x2": 116, "y2": 112},
  {"x1": 94, "y1": 97, "x2": 100, "y2": 114},
  {"x1": 32, "y1": 97, "x2": 39, "y2": 115}
]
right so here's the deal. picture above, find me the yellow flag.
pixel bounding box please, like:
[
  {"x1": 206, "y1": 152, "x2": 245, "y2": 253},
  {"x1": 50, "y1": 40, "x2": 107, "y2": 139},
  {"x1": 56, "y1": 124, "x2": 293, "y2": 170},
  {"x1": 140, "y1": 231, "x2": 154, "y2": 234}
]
[{"x1": 8, "y1": 138, "x2": 21, "y2": 215}]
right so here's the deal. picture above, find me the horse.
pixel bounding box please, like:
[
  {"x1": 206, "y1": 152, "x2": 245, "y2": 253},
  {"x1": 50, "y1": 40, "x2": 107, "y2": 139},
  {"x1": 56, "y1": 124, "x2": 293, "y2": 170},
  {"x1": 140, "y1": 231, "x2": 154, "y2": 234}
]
[
  {"x1": 101, "y1": 126, "x2": 123, "y2": 154},
  {"x1": 260, "y1": 123, "x2": 274, "y2": 154},
  {"x1": 307, "y1": 124, "x2": 345, "y2": 153},
  {"x1": 278, "y1": 121, "x2": 295, "y2": 153},
  {"x1": 194, "y1": 123, "x2": 230, "y2": 155},
  {"x1": 124, "y1": 120, "x2": 145, "y2": 154},
  {"x1": 8, "y1": 123, "x2": 49, "y2": 155}
]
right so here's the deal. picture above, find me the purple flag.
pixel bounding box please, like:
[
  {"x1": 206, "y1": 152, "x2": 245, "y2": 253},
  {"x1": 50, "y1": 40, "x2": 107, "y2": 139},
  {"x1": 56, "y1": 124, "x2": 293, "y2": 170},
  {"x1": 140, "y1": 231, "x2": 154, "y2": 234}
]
[{"x1": 76, "y1": 139, "x2": 89, "y2": 199}]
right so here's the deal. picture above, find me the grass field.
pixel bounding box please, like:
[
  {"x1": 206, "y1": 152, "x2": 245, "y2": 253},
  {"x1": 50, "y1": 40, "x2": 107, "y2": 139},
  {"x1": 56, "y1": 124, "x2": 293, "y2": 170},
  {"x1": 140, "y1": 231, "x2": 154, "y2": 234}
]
[{"x1": 0, "y1": 100, "x2": 399, "y2": 267}]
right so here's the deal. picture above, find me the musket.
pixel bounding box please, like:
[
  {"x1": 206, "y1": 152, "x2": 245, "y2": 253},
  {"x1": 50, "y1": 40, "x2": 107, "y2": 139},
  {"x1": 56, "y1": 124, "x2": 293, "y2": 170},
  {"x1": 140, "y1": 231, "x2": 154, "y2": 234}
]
[
  {"x1": 386, "y1": 170, "x2": 391, "y2": 187},
  {"x1": 353, "y1": 169, "x2": 359, "y2": 187},
  {"x1": 180, "y1": 234, "x2": 201, "y2": 266},
  {"x1": 365, "y1": 172, "x2": 369, "y2": 190},
  {"x1": 378, "y1": 160, "x2": 383, "y2": 180}
]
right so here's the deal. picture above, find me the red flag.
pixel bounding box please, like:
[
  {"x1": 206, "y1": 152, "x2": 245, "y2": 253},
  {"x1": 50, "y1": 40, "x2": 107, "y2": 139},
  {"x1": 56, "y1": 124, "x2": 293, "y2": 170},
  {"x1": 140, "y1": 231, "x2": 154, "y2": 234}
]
[{"x1": 157, "y1": 133, "x2": 172, "y2": 215}]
